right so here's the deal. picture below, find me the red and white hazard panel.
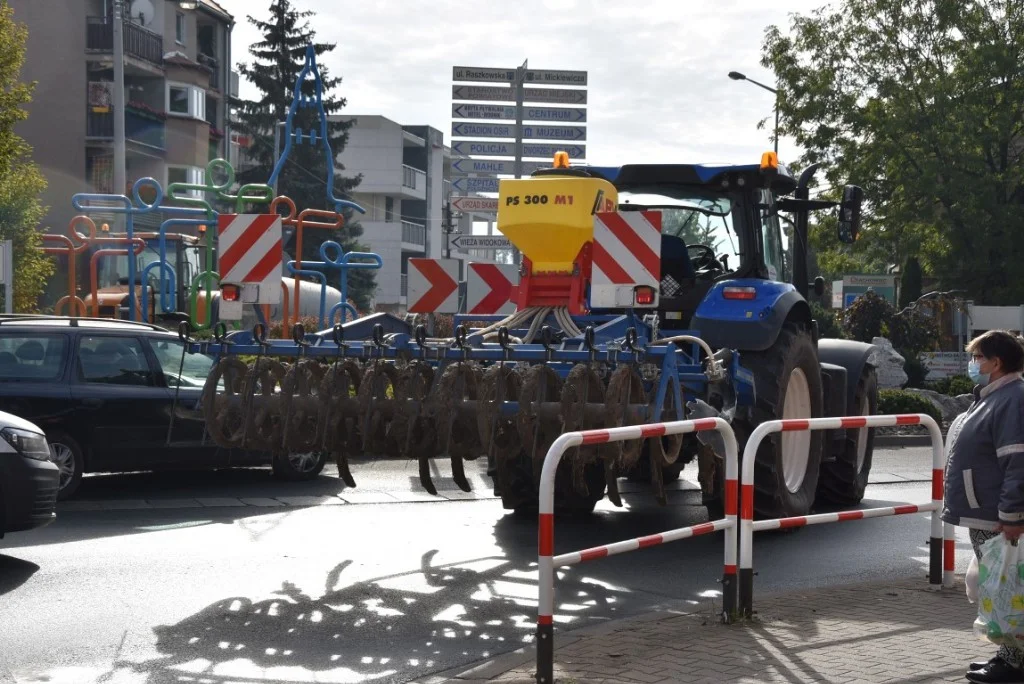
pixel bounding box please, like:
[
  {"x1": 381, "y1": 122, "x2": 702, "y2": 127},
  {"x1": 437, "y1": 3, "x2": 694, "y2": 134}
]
[
  {"x1": 466, "y1": 263, "x2": 518, "y2": 315},
  {"x1": 407, "y1": 258, "x2": 459, "y2": 314},
  {"x1": 590, "y1": 210, "x2": 662, "y2": 309},
  {"x1": 217, "y1": 214, "x2": 283, "y2": 319}
]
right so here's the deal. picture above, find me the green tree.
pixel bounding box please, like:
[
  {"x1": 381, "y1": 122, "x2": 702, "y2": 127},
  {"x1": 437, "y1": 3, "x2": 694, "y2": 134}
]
[
  {"x1": 762, "y1": 0, "x2": 1024, "y2": 305},
  {"x1": 898, "y1": 256, "x2": 923, "y2": 308},
  {"x1": 233, "y1": 0, "x2": 375, "y2": 310},
  {"x1": 0, "y1": 2, "x2": 52, "y2": 312}
]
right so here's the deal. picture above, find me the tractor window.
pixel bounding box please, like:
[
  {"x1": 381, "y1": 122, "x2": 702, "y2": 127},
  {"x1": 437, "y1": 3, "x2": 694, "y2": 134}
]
[
  {"x1": 98, "y1": 244, "x2": 162, "y2": 287},
  {"x1": 618, "y1": 188, "x2": 745, "y2": 275},
  {"x1": 758, "y1": 189, "x2": 787, "y2": 282}
]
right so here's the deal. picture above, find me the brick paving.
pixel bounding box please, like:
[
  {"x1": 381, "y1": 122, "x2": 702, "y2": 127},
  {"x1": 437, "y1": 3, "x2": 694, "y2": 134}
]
[{"x1": 439, "y1": 577, "x2": 996, "y2": 684}]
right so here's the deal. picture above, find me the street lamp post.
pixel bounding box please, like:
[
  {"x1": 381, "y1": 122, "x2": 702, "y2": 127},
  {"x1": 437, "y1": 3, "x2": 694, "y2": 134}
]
[
  {"x1": 728, "y1": 71, "x2": 779, "y2": 155},
  {"x1": 112, "y1": 0, "x2": 198, "y2": 204}
]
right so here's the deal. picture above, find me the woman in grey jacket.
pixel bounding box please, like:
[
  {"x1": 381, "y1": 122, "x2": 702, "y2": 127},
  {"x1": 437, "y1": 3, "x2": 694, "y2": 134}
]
[{"x1": 943, "y1": 330, "x2": 1024, "y2": 683}]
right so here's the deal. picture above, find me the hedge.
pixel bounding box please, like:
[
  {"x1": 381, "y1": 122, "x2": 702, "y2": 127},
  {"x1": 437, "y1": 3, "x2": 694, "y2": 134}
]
[{"x1": 877, "y1": 389, "x2": 943, "y2": 424}]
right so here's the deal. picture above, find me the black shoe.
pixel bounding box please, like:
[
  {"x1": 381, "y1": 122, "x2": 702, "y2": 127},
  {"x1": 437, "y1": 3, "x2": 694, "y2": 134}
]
[
  {"x1": 965, "y1": 657, "x2": 1024, "y2": 683},
  {"x1": 971, "y1": 656, "x2": 1003, "y2": 672}
]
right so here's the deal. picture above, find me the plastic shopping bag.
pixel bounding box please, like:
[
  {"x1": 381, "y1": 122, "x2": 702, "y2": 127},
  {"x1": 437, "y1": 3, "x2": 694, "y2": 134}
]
[
  {"x1": 973, "y1": 535, "x2": 1024, "y2": 648},
  {"x1": 967, "y1": 554, "x2": 980, "y2": 604}
]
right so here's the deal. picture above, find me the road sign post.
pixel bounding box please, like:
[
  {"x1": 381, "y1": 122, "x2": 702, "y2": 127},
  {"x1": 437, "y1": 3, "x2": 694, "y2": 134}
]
[
  {"x1": 0, "y1": 240, "x2": 11, "y2": 314},
  {"x1": 452, "y1": 62, "x2": 588, "y2": 267}
]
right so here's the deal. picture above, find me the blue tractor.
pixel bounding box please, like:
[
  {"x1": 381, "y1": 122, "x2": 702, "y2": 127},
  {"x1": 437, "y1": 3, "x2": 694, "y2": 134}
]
[{"x1": 570, "y1": 155, "x2": 877, "y2": 518}]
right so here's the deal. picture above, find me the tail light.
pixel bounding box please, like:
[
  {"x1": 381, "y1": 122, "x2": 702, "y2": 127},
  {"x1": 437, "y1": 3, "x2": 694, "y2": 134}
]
[
  {"x1": 723, "y1": 286, "x2": 757, "y2": 300},
  {"x1": 221, "y1": 284, "x2": 240, "y2": 302},
  {"x1": 634, "y1": 285, "x2": 656, "y2": 306}
]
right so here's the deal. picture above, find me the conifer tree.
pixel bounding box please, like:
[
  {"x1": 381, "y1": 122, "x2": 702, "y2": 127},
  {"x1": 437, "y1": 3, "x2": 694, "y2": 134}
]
[{"x1": 234, "y1": 0, "x2": 374, "y2": 310}]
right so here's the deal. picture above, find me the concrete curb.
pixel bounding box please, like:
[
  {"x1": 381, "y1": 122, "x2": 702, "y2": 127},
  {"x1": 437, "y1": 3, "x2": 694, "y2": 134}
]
[{"x1": 874, "y1": 434, "x2": 934, "y2": 447}]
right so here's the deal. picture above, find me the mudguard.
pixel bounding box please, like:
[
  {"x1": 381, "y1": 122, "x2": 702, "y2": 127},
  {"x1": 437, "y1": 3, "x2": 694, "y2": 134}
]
[
  {"x1": 817, "y1": 338, "x2": 877, "y2": 414},
  {"x1": 690, "y1": 279, "x2": 812, "y2": 353}
]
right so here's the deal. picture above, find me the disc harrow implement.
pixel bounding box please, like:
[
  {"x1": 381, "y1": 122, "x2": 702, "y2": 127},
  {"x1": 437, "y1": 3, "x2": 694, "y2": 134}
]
[{"x1": 181, "y1": 303, "x2": 752, "y2": 513}]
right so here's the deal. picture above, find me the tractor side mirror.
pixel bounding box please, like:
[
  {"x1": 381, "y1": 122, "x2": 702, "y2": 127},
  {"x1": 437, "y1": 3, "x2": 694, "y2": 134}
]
[{"x1": 837, "y1": 184, "x2": 863, "y2": 244}]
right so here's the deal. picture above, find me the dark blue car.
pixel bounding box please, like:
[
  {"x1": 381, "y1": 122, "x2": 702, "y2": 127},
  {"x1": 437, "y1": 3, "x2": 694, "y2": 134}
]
[{"x1": 0, "y1": 315, "x2": 326, "y2": 499}]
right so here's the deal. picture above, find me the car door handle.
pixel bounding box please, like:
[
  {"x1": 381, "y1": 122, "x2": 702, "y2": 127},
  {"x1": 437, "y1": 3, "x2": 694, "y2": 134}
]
[{"x1": 82, "y1": 398, "x2": 103, "y2": 408}]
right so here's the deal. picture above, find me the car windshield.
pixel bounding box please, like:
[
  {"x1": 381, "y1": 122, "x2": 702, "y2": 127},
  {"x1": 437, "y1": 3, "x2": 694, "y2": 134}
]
[
  {"x1": 149, "y1": 338, "x2": 215, "y2": 389},
  {"x1": 618, "y1": 189, "x2": 743, "y2": 270}
]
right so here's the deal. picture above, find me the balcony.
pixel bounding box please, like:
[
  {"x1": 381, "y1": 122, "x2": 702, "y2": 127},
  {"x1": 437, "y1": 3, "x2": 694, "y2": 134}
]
[
  {"x1": 401, "y1": 221, "x2": 426, "y2": 248},
  {"x1": 402, "y1": 164, "x2": 425, "y2": 190},
  {"x1": 198, "y1": 53, "x2": 220, "y2": 90},
  {"x1": 86, "y1": 109, "x2": 166, "y2": 151},
  {"x1": 86, "y1": 17, "x2": 163, "y2": 67}
]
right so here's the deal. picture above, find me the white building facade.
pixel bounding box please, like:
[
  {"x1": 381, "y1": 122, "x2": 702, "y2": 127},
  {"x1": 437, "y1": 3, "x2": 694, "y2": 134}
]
[{"x1": 330, "y1": 116, "x2": 449, "y2": 311}]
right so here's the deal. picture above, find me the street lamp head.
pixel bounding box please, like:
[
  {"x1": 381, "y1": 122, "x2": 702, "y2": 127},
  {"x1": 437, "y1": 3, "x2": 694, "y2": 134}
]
[
  {"x1": 177, "y1": 0, "x2": 199, "y2": 10},
  {"x1": 728, "y1": 71, "x2": 747, "y2": 81}
]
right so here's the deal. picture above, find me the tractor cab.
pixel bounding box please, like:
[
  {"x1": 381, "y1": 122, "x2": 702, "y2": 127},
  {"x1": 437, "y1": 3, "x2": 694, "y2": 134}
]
[{"x1": 87, "y1": 232, "x2": 208, "y2": 321}]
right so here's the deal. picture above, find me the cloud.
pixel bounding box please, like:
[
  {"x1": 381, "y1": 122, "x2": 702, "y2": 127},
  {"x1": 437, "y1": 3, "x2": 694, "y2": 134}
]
[{"x1": 219, "y1": 0, "x2": 825, "y2": 164}]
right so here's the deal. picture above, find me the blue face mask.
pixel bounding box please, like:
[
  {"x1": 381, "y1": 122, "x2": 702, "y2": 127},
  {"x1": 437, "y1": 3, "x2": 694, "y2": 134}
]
[{"x1": 968, "y1": 359, "x2": 990, "y2": 386}]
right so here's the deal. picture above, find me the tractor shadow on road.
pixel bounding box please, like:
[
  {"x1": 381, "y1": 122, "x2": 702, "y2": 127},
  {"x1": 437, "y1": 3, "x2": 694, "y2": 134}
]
[
  {"x1": 102, "y1": 549, "x2": 638, "y2": 683},
  {"x1": 0, "y1": 555, "x2": 39, "y2": 597}
]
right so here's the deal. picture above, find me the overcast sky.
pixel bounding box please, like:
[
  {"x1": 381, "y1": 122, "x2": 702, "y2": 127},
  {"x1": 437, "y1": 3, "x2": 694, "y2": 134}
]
[{"x1": 215, "y1": 0, "x2": 828, "y2": 168}]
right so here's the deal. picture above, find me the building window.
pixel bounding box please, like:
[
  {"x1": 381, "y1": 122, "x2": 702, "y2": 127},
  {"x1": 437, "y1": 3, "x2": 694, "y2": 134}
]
[
  {"x1": 385, "y1": 196, "x2": 394, "y2": 222},
  {"x1": 166, "y1": 82, "x2": 206, "y2": 120},
  {"x1": 167, "y1": 165, "x2": 206, "y2": 199},
  {"x1": 175, "y1": 12, "x2": 186, "y2": 45}
]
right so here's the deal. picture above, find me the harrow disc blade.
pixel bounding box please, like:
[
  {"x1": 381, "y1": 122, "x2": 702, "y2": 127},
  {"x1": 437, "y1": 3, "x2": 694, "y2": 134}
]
[
  {"x1": 559, "y1": 363, "x2": 606, "y2": 496},
  {"x1": 392, "y1": 363, "x2": 439, "y2": 495},
  {"x1": 357, "y1": 363, "x2": 400, "y2": 456},
  {"x1": 318, "y1": 359, "x2": 363, "y2": 488},
  {"x1": 517, "y1": 364, "x2": 564, "y2": 484},
  {"x1": 202, "y1": 357, "x2": 249, "y2": 449},
  {"x1": 242, "y1": 358, "x2": 288, "y2": 453},
  {"x1": 281, "y1": 359, "x2": 327, "y2": 455},
  {"x1": 477, "y1": 364, "x2": 523, "y2": 502},
  {"x1": 434, "y1": 362, "x2": 481, "y2": 493}
]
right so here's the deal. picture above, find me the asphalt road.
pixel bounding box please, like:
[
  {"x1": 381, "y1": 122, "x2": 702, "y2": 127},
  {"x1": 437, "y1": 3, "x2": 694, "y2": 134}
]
[{"x1": 0, "y1": 447, "x2": 973, "y2": 684}]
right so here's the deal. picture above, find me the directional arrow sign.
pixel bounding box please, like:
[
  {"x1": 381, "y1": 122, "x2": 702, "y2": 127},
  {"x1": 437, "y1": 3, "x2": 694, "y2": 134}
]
[
  {"x1": 453, "y1": 177, "x2": 500, "y2": 194},
  {"x1": 452, "y1": 123, "x2": 587, "y2": 141},
  {"x1": 451, "y1": 141, "x2": 586, "y2": 159},
  {"x1": 452, "y1": 85, "x2": 588, "y2": 105},
  {"x1": 523, "y1": 69, "x2": 588, "y2": 86},
  {"x1": 522, "y1": 125, "x2": 586, "y2": 141},
  {"x1": 450, "y1": 235, "x2": 512, "y2": 250},
  {"x1": 452, "y1": 103, "x2": 587, "y2": 123},
  {"x1": 523, "y1": 143, "x2": 586, "y2": 158},
  {"x1": 407, "y1": 258, "x2": 459, "y2": 314},
  {"x1": 451, "y1": 197, "x2": 499, "y2": 213},
  {"x1": 451, "y1": 122, "x2": 516, "y2": 139},
  {"x1": 467, "y1": 263, "x2": 518, "y2": 315},
  {"x1": 453, "y1": 66, "x2": 516, "y2": 83},
  {"x1": 452, "y1": 140, "x2": 515, "y2": 157},
  {"x1": 452, "y1": 159, "x2": 548, "y2": 175}
]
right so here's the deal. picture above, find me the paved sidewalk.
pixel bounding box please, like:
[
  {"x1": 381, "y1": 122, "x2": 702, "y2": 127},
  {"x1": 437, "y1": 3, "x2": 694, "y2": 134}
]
[{"x1": 434, "y1": 577, "x2": 994, "y2": 684}]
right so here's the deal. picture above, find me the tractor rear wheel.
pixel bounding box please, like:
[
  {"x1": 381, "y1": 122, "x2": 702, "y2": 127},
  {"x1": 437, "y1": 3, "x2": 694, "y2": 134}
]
[
  {"x1": 738, "y1": 325, "x2": 823, "y2": 519},
  {"x1": 816, "y1": 366, "x2": 878, "y2": 506}
]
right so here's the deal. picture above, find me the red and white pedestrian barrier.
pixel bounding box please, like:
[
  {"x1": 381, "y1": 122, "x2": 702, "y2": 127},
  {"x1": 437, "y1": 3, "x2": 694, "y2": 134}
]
[
  {"x1": 738, "y1": 413, "x2": 954, "y2": 617},
  {"x1": 536, "y1": 417, "x2": 738, "y2": 684}
]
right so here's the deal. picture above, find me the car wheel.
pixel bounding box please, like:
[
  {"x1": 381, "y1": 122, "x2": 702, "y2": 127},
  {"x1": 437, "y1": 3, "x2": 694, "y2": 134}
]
[
  {"x1": 48, "y1": 432, "x2": 84, "y2": 501},
  {"x1": 272, "y1": 450, "x2": 327, "y2": 481}
]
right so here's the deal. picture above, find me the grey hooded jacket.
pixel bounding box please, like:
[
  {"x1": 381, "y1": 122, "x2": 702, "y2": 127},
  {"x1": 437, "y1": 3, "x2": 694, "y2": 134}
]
[{"x1": 941, "y1": 372, "x2": 1024, "y2": 531}]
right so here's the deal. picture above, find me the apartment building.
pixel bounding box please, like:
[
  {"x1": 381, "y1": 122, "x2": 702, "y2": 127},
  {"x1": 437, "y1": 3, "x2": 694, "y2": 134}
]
[
  {"x1": 11, "y1": 0, "x2": 236, "y2": 234},
  {"x1": 330, "y1": 116, "x2": 453, "y2": 311}
]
